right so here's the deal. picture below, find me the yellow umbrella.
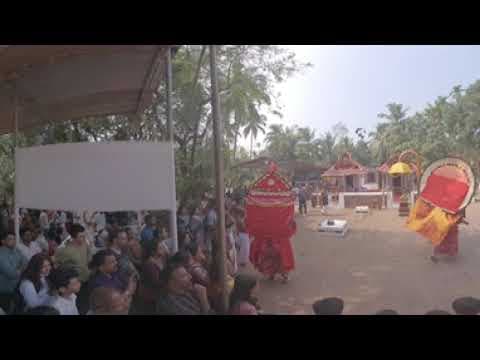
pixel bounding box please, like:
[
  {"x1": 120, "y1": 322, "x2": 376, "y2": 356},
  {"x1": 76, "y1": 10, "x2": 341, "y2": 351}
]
[{"x1": 389, "y1": 161, "x2": 412, "y2": 177}]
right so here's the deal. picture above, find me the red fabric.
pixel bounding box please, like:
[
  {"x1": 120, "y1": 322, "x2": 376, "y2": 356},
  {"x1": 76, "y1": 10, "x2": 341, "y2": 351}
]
[
  {"x1": 251, "y1": 173, "x2": 290, "y2": 193},
  {"x1": 420, "y1": 174, "x2": 469, "y2": 213},
  {"x1": 246, "y1": 167, "x2": 296, "y2": 276},
  {"x1": 434, "y1": 225, "x2": 458, "y2": 256}
]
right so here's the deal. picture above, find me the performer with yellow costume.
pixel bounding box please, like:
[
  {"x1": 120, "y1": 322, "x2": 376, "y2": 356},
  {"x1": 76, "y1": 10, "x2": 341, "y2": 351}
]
[{"x1": 406, "y1": 157, "x2": 475, "y2": 262}]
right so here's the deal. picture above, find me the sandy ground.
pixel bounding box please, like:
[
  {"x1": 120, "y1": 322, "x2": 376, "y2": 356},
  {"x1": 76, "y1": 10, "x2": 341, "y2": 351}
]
[{"x1": 243, "y1": 202, "x2": 480, "y2": 315}]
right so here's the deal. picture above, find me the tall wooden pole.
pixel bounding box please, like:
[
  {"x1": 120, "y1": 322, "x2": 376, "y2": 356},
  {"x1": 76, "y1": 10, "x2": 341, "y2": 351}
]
[
  {"x1": 13, "y1": 95, "x2": 20, "y2": 243},
  {"x1": 209, "y1": 45, "x2": 228, "y2": 314},
  {"x1": 165, "y1": 47, "x2": 178, "y2": 253}
]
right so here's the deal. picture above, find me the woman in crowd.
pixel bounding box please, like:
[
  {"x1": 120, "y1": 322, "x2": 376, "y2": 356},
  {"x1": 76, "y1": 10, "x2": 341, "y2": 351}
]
[
  {"x1": 229, "y1": 274, "x2": 262, "y2": 315},
  {"x1": 17, "y1": 253, "x2": 53, "y2": 312},
  {"x1": 137, "y1": 239, "x2": 169, "y2": 314}
]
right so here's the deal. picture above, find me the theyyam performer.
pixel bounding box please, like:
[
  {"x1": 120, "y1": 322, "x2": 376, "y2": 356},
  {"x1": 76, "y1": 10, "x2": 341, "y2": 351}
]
[
  {"x1": 406, "y1": 157, "x2": 475, "y2": 262},
  {"x1": 246, "y1": 162, "x2": 296, "y2": 283}
]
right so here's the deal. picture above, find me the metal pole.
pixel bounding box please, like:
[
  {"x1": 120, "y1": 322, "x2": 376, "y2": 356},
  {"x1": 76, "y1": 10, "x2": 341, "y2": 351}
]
[
  {"x1": 165, "y1": 47, "x2": 178, "y2": 253},
  {"x1": 209, "y1": 45, "x2": 228, "y2": 314},
  {"x1": 13, "y1": 95, "x2": 20, "y2": 243}
]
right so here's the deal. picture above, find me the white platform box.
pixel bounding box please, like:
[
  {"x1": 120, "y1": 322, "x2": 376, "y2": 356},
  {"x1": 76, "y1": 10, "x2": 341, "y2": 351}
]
[
  {"x1": 318, "y1": 219, "x2": 348, "y2": 237},
  {"x1": 355, "y1": 206, "x2": 369, "y2": 214}
]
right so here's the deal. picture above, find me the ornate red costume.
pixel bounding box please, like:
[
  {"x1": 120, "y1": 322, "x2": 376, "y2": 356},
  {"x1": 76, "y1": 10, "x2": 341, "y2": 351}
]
[{"x1": 246, "y1": 162, "x2": 296, "y2": 279}]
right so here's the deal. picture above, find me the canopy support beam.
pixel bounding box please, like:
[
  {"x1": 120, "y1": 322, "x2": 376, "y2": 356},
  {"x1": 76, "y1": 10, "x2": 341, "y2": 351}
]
[
  {"x1": 165, "y1": 47, "x2": 178, "y2": 253},
  {"x1": 209, "y1": 45, "x2": 228, "y2": 314}
]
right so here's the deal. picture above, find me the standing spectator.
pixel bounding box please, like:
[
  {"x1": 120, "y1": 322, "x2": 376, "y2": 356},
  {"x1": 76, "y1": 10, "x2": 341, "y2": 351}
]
[
  {"x1": 140, "y1": 215, "x2": 156, "y2": 250},
  {"x1": 156, "y1": 262, "x2": 214, "y2": 315},
  {"x1": 298, "y1": 185, "x2": 307, "y2": 215},
  {"x1": 17, "y1": 227, "x2": 42, "y2": 262},
  {"x1": 229, "y1": 274, "x2": 262, "y2": 315},
  {"x1": 18, "y1": 253, "x2": 53, "y2": 312},
  {"x1": 54, "y1": 223, "x2": 93, "y2": 314},
  {"x1": 0, "y1": 232, "x2": 27, "y2": 312},
  {"x1": 204, "y1": 199, "x2": 217, "y2": 254},
  {"x1": 107, "y1": 230, "x2": 138, "y2": 279},
  {"x1": 88, "y1": 287, "x2": 130, "y2": 315},
  {"x1": 312, "y1": 297, "x2": 344, "y2": 315},
  {"x1": 137, "y1": 240, "x2": 169, "y2": 314},
  {"x1": 235, "y1": 207, "x2": 250, "y2": 267},
  {"x1": 48, "y1": 267, "x2": 81, "y2": 315},
  {"x1": 189, "y1": 206, "x2": 206, "y2": 248}
]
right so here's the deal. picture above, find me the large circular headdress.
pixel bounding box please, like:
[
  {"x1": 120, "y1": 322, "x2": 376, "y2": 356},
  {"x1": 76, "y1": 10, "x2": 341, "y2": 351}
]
[{"x1": 419, "y1": 157, "x2": 476, "y2": 214}]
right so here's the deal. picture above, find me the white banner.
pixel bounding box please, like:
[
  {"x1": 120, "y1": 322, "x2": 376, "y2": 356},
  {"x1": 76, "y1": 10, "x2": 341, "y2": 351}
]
[{"x1": 15, "y1": 142, "x2": 176, "y2": 212}]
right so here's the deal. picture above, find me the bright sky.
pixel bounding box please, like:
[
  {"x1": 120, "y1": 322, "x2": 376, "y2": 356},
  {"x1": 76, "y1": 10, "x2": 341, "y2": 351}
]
[{"x1": 243, "y1": 45, "x2": 480, "y2": 150}]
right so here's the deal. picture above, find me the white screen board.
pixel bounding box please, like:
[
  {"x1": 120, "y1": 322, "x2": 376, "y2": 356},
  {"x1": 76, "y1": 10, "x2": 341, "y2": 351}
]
[{"x1": 15, "y1": 142, "x2": 176, "y2": 212}]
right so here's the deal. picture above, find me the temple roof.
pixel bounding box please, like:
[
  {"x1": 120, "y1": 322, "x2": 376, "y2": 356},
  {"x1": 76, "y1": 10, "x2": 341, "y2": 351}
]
[{"x1": 321, "y1": 152, "x2": 368, "y2": 177}]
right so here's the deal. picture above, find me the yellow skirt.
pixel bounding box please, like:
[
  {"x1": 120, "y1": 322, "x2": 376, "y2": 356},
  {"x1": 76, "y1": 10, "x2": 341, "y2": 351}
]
[{"x1": 406, "y1": 198, "x2": 460, "y2": 246}]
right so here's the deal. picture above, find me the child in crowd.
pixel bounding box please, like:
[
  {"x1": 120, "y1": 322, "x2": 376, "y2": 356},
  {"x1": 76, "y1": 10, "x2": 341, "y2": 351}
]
[{"x1": 48, "y1": 267, "x2": 81, "y2": 315}]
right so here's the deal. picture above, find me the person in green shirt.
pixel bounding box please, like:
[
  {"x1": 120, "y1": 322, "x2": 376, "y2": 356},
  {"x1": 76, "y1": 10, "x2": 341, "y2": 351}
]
[{"x1": 54, "y1": 223, "x2": 94, "y2": 314}]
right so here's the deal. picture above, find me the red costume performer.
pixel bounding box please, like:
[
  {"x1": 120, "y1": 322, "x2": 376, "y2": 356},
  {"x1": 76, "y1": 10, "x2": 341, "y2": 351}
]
[
  {"x1": 246, "y1": 162, "x2": 296, "y2": 282},
  {"x1": 406, "y1": 157, "x2": 474, "y2": 262}
]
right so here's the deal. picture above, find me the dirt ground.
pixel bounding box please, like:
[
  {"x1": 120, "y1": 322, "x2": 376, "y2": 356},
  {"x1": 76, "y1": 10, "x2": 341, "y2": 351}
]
[{"x1": 243, "y1": 201, "x2": 480, "y2": 315}]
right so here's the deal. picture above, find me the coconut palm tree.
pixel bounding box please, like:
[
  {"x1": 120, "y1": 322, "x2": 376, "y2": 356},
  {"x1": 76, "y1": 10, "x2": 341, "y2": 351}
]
[{"x1": 243, "y1": 105, "x2": 267, "y2": 158}]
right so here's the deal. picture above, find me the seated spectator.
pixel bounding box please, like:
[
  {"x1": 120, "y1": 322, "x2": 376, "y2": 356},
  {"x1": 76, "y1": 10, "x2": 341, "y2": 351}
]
[
  {"x1": 137, "y1": 240, "x2": 169, "y2": 314},
  {"x1": 229, "y1": 274, "x2": 261, "y2": 315},
  {"x1": 88, "y1": 250, "x2": 136, "y2": 306},
  {"x1": 186, "y1": 242, "x2": 210, "y2": 288},
  {"x1": 0, "y1": 232, "x2": 27, "y2": 313},
  {"x1": 48, "y1": 267, "x2": 81, "y2": 315},
  {"x1": 375, "y1": 309, "x2": 399, "y2": 315},
  {"x1": 452, "y1": 297, "x2": 480, "y2": 315},
  {"x1": 17, "y1": 227, "x2": 42, "y2": 262},
  {"x1": 156, "y1": 262, "x2": 214, "y2": 315},
  {"x1": 425, "y1": 309, "x2": 450, "y2": 315},
  {"x1": 107, "y1": 229, "x2": 139, "y2": 279},
  {"x1": 312, "y1": 297, "x2": 344, "y2": 315},
  {"x1": 24, "y1": 306, "x2": 60, "y2": 315},
  {"x1": 18, "y1": 253, "x2": 53, "y2": 312},
  {"x1": 88, "y1": 287, "x2": 130, "y2": 315}
]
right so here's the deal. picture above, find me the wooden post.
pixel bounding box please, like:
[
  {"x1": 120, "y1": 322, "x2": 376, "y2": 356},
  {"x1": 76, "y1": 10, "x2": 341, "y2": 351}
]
[
  {"x1": 165, "y1": 47, "x2": 178, "y2": 253},
  {"x1": 209, "y1": 45, "x2": 228, "y2": 314}
]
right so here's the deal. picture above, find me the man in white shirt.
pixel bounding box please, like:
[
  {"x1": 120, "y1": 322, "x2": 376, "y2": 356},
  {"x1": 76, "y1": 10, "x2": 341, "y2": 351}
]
[
  {"x1": 17, "y1": 228, "x2": 42, "y2": 262},
  {"x1": 48, "y1": 267, "x2": 81, "y2": 315}
]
